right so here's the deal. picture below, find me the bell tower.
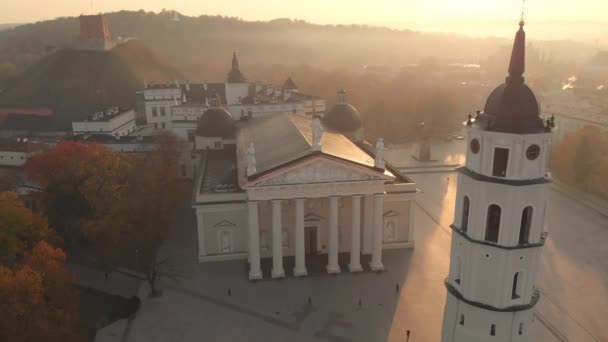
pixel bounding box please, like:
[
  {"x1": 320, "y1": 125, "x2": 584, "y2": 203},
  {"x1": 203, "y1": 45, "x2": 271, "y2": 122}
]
[{"x1": 440, "y1": 20, "x2": 554, "y2": 342}]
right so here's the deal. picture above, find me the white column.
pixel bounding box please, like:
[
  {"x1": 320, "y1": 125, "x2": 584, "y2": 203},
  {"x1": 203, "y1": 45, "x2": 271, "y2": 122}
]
[
  {"x1": 349, "y1": 195, "x2": 363, "y2": 272},
  {"x1": 196, "y1": 210, "x2": 206, "y2": 262},
  {"x1": 294, "y1": 198, "x2": 307, "y2": 276},
  {"x1": 271, "y1": 200, "x2": 285, "y2": 278},
  {"x1": 327, "y1": 196, "x2": 341, "y2": 274},
  {"x1": 248, "y1": 201, "x2": 262, "y2": 280},
  {"x1": 370, "y1": 193, "x2": 385, "y2": 271}
]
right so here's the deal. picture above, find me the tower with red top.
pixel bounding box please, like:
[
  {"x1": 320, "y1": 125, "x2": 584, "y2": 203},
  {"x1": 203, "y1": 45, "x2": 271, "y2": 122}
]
[{"x1": 77, "y1": 14, "x2": 114, "y2": 51}]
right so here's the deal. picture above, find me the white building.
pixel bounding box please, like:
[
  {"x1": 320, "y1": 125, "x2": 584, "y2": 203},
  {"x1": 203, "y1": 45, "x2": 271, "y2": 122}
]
[
  {"x1": 441, "y1": 21, "x2": 552, "y2": 342},
  {"x1": 142, "y1": 52, "x2": 326, "y2": 141},
  {"x1": 192, "y1": 97, "x2": 416, "y2": 279},
  {"x1": 0, "y1": 138, "x2": 46, "y2": 167},
  {"x1": 72, "y1": 107, "x2": 137, "y2": 137}
]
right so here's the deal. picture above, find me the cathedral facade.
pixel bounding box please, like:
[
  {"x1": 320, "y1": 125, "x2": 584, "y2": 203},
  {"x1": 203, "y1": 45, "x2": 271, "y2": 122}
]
[{"x1": 191, "y1": 90, "x2": 417, "y2": 279}]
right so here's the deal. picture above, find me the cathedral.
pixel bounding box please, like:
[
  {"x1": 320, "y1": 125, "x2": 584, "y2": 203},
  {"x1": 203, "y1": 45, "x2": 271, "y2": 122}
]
[
  {"x1": 441, "y1": 21, "x2": 553, "y2": 341},
  {"x1": 191, "y1": 89, "x2": 417, "y2": 279}
]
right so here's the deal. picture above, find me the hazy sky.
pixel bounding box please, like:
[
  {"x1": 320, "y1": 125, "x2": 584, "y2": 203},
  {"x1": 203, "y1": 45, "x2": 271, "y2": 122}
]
[{"x1": 3, "y1": 0, "x2": 608, "y2": 38}]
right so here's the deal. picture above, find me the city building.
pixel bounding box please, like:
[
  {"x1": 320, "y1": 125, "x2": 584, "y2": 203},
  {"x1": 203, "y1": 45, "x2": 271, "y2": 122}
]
[
  {"x1": 72, "y1": 107, "x2": 137, "y2": 137},
  {"x1": 192, "y1": 92, "x2": 416, "y2": 279},
  {"x1": 441, "y1": 21, "x2": 552, "y2": 341},
  {"x1": 142, "y1": 52, "x2": 326, "y2": 141}
]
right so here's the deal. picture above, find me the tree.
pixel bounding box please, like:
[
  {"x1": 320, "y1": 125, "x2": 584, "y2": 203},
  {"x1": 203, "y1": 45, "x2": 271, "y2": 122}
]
[
  {"x1": 0, "y1": 242, "x2": 78, "y2": 342},
  {"x1": 84, "y1": 134, "x2": 186, "y2": 295},
  {"x1": 25, "y1": 141, "x2": 134, "y2": 246},
  {"x1": 0, "y1": 192, "x2": 52, "y2": 264}
]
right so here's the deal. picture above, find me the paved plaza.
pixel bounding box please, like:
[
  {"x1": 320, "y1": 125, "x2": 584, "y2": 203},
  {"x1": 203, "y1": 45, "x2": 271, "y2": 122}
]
[{"x1": 124, "y1": 143, "x2": 608, "y2": 342}]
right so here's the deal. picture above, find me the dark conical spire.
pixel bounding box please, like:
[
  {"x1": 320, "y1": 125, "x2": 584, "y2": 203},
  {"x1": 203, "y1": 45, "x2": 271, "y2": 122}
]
[
  {"x1": 232, "y1": 51, "x2": 239, "y2": 69},
  {"x1": 507, "y1": 21, "x2": 526, "y2": 84},
  {"x1": 227, "y1": 51, "x2": 246, "y2": 83}
]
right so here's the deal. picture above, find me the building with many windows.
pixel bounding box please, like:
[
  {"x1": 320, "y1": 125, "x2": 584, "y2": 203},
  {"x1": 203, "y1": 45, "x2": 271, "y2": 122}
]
[{"x1": 142, "y1": 52, "x2": 326, "y2": 141}]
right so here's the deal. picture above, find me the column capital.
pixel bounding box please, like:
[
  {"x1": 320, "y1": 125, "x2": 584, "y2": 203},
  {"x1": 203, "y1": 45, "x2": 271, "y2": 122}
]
[{"x1": 351, "y1": 194, "x2": 364, "y2": 199}]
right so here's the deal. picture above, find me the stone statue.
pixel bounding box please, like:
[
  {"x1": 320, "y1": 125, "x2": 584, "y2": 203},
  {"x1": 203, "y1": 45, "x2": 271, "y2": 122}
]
[
  {"x1": 375, "y1": 138, "x2": 385, "y2": 169},
  {"x1": 312, "y1": 116, "x2": 323, "y2": 151},
  {"x1": 247, "y1": 143, "x2": 257, "y2": 176}
]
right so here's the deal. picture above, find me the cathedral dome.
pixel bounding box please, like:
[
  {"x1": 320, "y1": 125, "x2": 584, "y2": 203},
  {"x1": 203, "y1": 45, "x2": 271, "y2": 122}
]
[
  {"x1": 197, "y1": 107, "x2": 235, "y2": 138},
  {"x1": 323, "y1": 103, "x2": 362, "y2": 133}
]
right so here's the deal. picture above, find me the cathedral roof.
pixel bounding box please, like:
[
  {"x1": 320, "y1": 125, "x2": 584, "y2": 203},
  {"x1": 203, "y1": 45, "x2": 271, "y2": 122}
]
[
  {"x1": 236, "y1": 114, "x2": 391, "y2": 181},
  {"x1": 474, "y1": 21, "x2": 545, "y2": 134},
  {"x1": 196, "y1": 107, "x2": 235, "y2": 138},
  {"x1": 323, "y1": 103, "x2": 362, "y2": 133}
]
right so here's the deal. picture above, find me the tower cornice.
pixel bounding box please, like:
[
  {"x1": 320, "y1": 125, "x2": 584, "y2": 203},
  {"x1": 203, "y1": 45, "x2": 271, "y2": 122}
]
[
  {"x1": 445, "y1": 280, "x2": 540, "y2": 313},
  {"x1": 457, "y1": 167, "x2": 551, "y2": 186},
  {"x1": 450, "y1": 224, "x2": 548, "y2": 250}
]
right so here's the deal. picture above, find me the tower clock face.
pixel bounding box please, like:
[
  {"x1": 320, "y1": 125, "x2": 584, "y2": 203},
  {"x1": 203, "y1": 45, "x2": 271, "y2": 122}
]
[
  {"x1": 470, "y1": 139, "x2": 480, "y2": 154},
  {"x1": 526, "y1": 144, "x2": 541, "y2": 160}
]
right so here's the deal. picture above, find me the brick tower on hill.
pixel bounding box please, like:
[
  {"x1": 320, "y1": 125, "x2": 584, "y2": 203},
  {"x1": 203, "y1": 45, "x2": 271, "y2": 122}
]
[{"x1": 76, "y1": 14, "x2": 114, "y2": 51}]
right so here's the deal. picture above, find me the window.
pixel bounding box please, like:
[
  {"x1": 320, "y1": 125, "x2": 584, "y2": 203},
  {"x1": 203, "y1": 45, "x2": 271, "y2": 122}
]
[
  {"x1": 470, "y1": 139, "x2": 480, "y2": 154},
  {"x1": 492, "y1": 148, "x2": 509, "y2": 177},
  {"x1": 161, "y1": 123, "x2": 166, "y2": 129},
  {"x1": 512, "y1": 272, "x2": 521, "y2": 299},
  {"x1": 282, "y1": 230, "x2": 289, "y2": 248},
  {"x1": 459, "y1": 315, "x2": 465, "y2": 326},
  {"x1": 152, "y1": 107, "x2": 158, "y2": 117},
  {"x1": 490, "y1": 324, "x2": 496, "y2": 336},
  {"x1": 160, "y1": 107, "x2": 166, "y2": 116},
  {"x1": 453, "y1": 256, "x2": 462, "y2": 285},
  {"x1": 519, "y1": 206, "x2": 533, "y2": 244},
  {"x1": 154, "y1": 123, "x2": 158, "y2": 129},
  {"x1": 485, "y1": 204, "x2": 501, "y2": 243},
  {"x1": 462, "y1": 196, "x2": 470, "y2": 232},
  {"x1": 526, "y1": 145, "x2": 541, "y2": 160},
  {"x1": 214, "y1": 141, "x2": 222, "y2": 149},
  {"x1": 519, "y1": 323, "x2": 524, "y2": 335}
]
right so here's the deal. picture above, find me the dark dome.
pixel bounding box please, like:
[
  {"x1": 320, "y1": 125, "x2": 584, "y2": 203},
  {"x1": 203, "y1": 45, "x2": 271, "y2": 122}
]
[
  {"x1": 322, "y1": 103, "x2": 362, "y2": 133},
  {"x1": 196, "y1": 108, "x2": 235, "y2": 138},
  {"x1": 479, "y1": 82, "x2": 545, "y2": 134}
]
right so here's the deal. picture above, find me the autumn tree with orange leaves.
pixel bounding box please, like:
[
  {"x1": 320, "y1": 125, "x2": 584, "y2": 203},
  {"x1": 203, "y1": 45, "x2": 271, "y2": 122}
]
[
  {"x1": 0, "y1": 192, "x2": 78, "y2": 342},
  {"x1": 25, "y1": 141, "x2": 135, "y2": 247},
  {"x1": 550, "y1": 125, "x2": 608, "y2": 199}
]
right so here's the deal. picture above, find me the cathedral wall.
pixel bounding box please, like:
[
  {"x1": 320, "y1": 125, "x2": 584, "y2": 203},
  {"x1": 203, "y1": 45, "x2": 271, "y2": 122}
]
[{"x1": 200, "y1": 204, "x2": 248, "y2": 257}]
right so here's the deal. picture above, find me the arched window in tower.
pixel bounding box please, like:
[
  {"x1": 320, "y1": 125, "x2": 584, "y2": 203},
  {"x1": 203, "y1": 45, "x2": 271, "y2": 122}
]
[
  {"x1": 459, "y1": 314, "x2": 465, "y2": 326},
  {"x1": 519, "y1": 322, "x2": 524, "y2": 335},
  {"x1": 490, "y1": 324, "x2": 496, "y2": 336},
  {"x1": 519, "y1": 206, "x2": 533, "y2": 244},
  {"x1": 492, "y1": 147, "x2": 509, "y2": 177},
  {"x1": 462, "y1": 196, "x2": 470, "y2": 232},
  {"x1": 485, "y1": 204, "x2": 501, "y2": 243},
  {"x1": 512, "y1": 272, "x2": 521, "y2": 299}
]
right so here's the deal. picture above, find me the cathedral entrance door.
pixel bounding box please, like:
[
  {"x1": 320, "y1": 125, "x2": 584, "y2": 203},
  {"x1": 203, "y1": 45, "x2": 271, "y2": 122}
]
[{"x1": 304, "y1": 226, "x2": 318, "y2": 255}]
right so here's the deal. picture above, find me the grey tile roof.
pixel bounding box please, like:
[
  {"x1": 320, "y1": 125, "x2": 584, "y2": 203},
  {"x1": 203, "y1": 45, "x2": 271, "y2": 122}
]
[{"x1": 236, "y1": 114, "x2": 394, "y2": 183}]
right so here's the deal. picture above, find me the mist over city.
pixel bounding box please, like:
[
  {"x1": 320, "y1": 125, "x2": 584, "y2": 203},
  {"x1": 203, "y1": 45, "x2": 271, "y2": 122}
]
[{"x1": 0, "y1": 1, "x2": 606, "y2": 342}]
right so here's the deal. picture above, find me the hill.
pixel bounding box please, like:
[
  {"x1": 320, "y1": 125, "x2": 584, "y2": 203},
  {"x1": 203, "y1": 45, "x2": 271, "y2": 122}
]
[
  {"x1": 0, "y1": 10, "x2": 598, "y2": 81},
  {"x1": 0, "y1": 39, "x2": 182, "y2": 127}
]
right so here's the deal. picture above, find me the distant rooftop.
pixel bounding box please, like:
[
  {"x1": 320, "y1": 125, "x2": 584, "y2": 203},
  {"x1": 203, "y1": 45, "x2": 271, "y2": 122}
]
[{"x1": 81, "y1": 107, "x2": 132, "y2": 122}]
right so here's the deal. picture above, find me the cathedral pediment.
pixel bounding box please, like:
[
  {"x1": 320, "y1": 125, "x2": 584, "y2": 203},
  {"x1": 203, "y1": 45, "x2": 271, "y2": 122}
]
[{"x1": 247, "y1": 155, "x2": 392, "y2": 187}]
